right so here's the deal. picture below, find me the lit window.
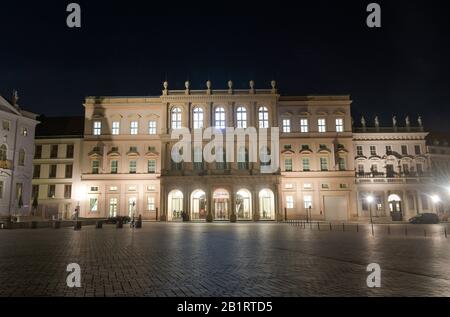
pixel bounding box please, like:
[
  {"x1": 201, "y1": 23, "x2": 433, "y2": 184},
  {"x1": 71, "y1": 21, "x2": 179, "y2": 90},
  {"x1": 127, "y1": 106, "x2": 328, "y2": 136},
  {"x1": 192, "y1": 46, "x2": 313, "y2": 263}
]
[
  {"x1": 111, "y1": 160, "x2": 118, "y2": 174},
  {"x1": 109, "y1": 198, "x2": 118, "y2": 217},
  {"x1": 193, "y1": 107, "x2": 204, "y2": 129},
  {"x1": 300, "y1": 119, "x2": 309, "y2": 133},
  {"x1": 21, "y1": 128, "x2": 28, "y2": 136},
  {"x1": 92, "y1": 160, "x2": 100, "y2": 174},
  {"x1": 285, "y1": 158, "x2": 292, "y2": 172},
  {"x1": 215, "y1": 107, "x2": 226, "y2": 129},
  {"x1": 303, "y1": 183, "x2": 312, "y2": 190},
  {"x1": 304, "y1": 195, "x2": 313, "y2": 209},
  {"x1": 335, "y1": 118, "x2": 344, "y2": 132},
  {"x1": 147, "y1": 197, "x2": 155, "y2": 211},
  {"x1": 93, "y1": 121, "x2": 102, "y2": 135},
  {"x1": 258, "y1": 106, "x2": 269, "y2": 128},
  {"x1": 356, "y1": 146, "x2": 363, "y2": 156},
  {"x1": 286, "y1": 196, "x2": 294, "y2": 209},
  {"x1": 318, "y1": 118, "x2": 326, "y2": 133},
  {"x1": 338, "y1": 157, "x2": 346, "y2": 171},
  {"x1": 129, "y1": 160, "x2": 137, "y2": 173},
  {"x1": 148, "y1": 159, "x2": 156, "y2": 173},
  {"x1": 370, "y1": 146, "x2": 377, "y2": 156},
  {"x1": 285, "y1": 183, "x2": 294, "y2": 189},
  {"x1": 236, "y1": 107, "x2": 247, "y2": 128},
  {"x1": 130, "y1": 121, "x2": 138, "y2": 135},
  {"x1": 109, "y1": 186, "x2": 118, "y2": 191},
  {"x1": 320, "y1": 157, "x2": 328, "y2": 171},
  {"x1": 90, "y1": 198, "x2": 98, "y2": 212},
  {"x1": 112, "y1": 121, "x2": 120, "y2": 135},
  {"x1": 171, "y1": 107, "x2": 182, "y2": 129},
  {"x1": 148, "y1": 121, "x2": 157, "y2": 135},
  {"x1": 302, "y1": 158, "x2": 310, "y2": 171},
  {"x1": 282, "y1": 119, "x2": 291, "y2": 133}
]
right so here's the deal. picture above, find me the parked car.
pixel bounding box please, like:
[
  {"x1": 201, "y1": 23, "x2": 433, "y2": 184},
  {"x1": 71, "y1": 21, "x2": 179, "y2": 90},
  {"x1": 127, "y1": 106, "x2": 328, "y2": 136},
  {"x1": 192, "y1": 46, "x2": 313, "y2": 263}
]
[
  {"x1": 105, "y1": 216, "x2": 131, "y2": 224},
  {"x1": 408, "y1": 213, "x2": 440, "y2": 224}
]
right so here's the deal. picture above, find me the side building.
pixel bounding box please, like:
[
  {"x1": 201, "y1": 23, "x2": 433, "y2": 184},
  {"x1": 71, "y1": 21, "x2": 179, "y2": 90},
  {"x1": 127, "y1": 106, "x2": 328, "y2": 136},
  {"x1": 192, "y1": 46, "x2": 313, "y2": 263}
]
[
  {"x1": 0, "y1": 94, "x2": 39, "y2": 217},
  {"x1": 32, "y1": 116, "x2": 84, "y2": 219}
]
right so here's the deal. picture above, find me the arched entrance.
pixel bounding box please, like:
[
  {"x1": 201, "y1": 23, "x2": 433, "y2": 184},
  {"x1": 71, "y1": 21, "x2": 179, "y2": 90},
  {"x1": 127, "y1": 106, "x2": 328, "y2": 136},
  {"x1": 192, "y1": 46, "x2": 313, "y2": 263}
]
[
  {"x1": 168, "y1": 190, "x2": 183, "y2": 221},
  {"x1": 259, "y1": 189, "x2": 275, "y2": 220},
  {"x1": 236, "y1": 189, "x2": 252, "y2": 220},
  {"x1": 191, "y1": 190, "x2": 207, "y2": 220},
  {"x1": 213, "y1": 188, "x2": 230, "y2": 220},
  {"x1": 388, "y1": 194, "x2": 402, "y2": 212}
]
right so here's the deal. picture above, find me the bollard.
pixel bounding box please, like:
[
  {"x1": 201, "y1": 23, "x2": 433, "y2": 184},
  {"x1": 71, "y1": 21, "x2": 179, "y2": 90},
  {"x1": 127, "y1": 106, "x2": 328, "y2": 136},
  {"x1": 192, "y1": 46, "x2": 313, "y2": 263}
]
[
  {"x1": 356, "y1": 223, "x2": 359, "y2": 232},
  {"x1": 445, "y1": 228, "x2": 447, "y2": 238},
  {"x1": 74, "y1": 221, "x2": 82, "y2": 231},
  {"x1": 96, "y1": 221, "x2": 103, "y2": 229},
  {"x1": 317, "y1": 222, "x2": 320, "y2": 231},
  {"x1": 342, "y1": 223, "x2": 345, "y2": 232},
  {"x1": 329, "y1": 223, "x2": 332, "y2": 231}
]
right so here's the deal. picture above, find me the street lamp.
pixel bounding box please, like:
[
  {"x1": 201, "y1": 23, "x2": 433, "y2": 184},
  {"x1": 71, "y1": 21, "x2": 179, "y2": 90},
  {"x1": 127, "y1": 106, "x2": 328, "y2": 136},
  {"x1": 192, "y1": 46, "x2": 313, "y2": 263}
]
[
  {"x1": 366, "y1": 195, "x2": 374, "y2": 236},
  {"x1": 431, "y1": 194, "x2": 441, "y2": 214}
]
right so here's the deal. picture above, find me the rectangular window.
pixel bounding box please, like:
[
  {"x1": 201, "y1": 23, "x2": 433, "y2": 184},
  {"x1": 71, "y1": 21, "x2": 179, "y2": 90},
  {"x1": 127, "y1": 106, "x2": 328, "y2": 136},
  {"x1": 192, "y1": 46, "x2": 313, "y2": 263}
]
[
  {"x1": 386, "y1": 145, "x2": 392, "y2": 155},
  {"x1": 111, "y1": 160, "x2": 118, "y2": 174},
  {"x1": 92, "y1": 160, "x2": 99, "y2": 174},
  {"x1": 286, "y1": 195, "x2": 294, "y2": 209},
  {"x1": 130, "y1": 121, "x2": 138, "y2": 135},
  {"x1": 90, "y1": 197, "x2": 98, "y2": 212},
  {"x1": 22, "y1": 127, "x2": 28, "y2": 136},
  {"x1": 66, "y1": 144, "x2": 74, "y2": 158},
  {"x1": 285, "y1": 183, "x2": 294, "y2": 189},
  {"x1": 320, "y1": 157, "x2": 328, "y2": 171},
  {"x1": 2, "y1": 120, "x2": 10, "y2": 131},
  {"x1": 93, "y1": 121, "x2": 102, "y2": 135},
  {"x1": 302, "y1": 158, "x2": 310, "y2": 171},
  {"x1": 386, "y1": 164, "x2": 394, "y2": 177},
  {"x1": 148, "y1": 159, "x2": 156, "y2": 173},
  {"x1": 112, "y1": 121, "x2": 120, "y2": 135},
  {"x1": 65, "y1": 164, "x2": 73, "y2": 178},
  {"x1": 335, "y1": 118, "x2": 344, "y2": 132},
  {"x1": 300, "y1": 118, "x2": 309, "y2": 133},
  {"x1": 64, "y1": 185, "x2": 72, "y2": 199},
  {"x1": 90, "y1": 186, "x2": 99, "y2": 192},
  {"x1": 340, "y1": 184, "x2": 348, "y2": 189},
  {"x1": 16, "y1": 183, "x2": 23, "y2": 200},
  {"x1": 32, "y1": 184, "x2": 39, "y2": 199},
  {"x1": 371, "y1": 164, "x2": 378, "y2": 173},
  {"x1": 303, "y1": 183, "x2": 312, "y2": 190},
  {"x1": 356, "y1": 146, "x2": 363, "y2": 156},
  {"x1": 33, "y1": 165, "x2": 41, "y2": 178},
  {"x1": 109, "y1": 186, "x2": 118, "y2": 191},
  {"x1": 0, "y1": 180, "x2": 3, "y2": 199},
  {"x1": 147, "y1": 197, "x2": 155, "y2": 211},
  {"x1": 129, "y1": 160, "x2": 137, "y2": 173},
  {"x1": 414, "y1": 145, "x2": 421, "y2": 155},
  {"x1": 50, "y1": 145, "x2": 58, "y2": 158},
  {"x1": 358, "y1": 164, "x2": 364, "y2": 175},
  {"x1": 49, "y1": 164, "x2": 57, "y2": 178},
  {"x1": 34, "y1": 145, "x2": 42, "y2": 159},
  {"x1": 370, "y1": 146, "x2": 377, "y2": 156},
  {"x1": 401, "y1": 145, "x2": 408, "y2": 155},
  {"x1": 403, "y1": 164, "x2": 410, "y2": 175},
  {"x1": 48, "y1": 185, "x2": 55, "y2": 198},
  {"x1": 304, "y1": 195, "x2": 313, "y2": 209},
  {"x1": 338, "y1": 157, "x2": 346, "y2": 171},
  {"x1": 109, "y1": 198, "x2": 118, "y2": 217},
  {"x1": 285, "y1": 158, "x2": 292, "y2": 172},
  {"x1": 148, "y1": 121, "x2": 157, "y2": 134},
  {"x1": 416, "y1": 163, "x2": 423, "y2": 175},
  {"x1": 318, "y1": 118, "x2": 326, "y2": 133},
  {"x1": 282, "y1": 119, "x2": 291, "y2": 133},
  {"x1": 321, "y1": 184, "x2": 330, "y2": 189},
  {"x1": 284, "y1": 144, "x2": 292, "y2": 150}
]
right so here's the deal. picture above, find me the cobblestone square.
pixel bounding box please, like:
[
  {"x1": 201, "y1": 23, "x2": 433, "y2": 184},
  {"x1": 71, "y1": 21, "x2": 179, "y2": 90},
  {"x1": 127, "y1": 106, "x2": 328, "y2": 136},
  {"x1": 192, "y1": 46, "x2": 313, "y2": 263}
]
[{"x1": 1, "y1": 223, "x2": 450, "y2": 297}]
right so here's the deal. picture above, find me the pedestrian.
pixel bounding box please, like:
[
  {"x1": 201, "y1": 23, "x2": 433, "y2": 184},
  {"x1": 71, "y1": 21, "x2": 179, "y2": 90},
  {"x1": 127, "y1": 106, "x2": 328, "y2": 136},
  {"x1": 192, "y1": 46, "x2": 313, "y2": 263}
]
[{"x1": 131, "y1": 213, "x2": 135, "y2": 228}]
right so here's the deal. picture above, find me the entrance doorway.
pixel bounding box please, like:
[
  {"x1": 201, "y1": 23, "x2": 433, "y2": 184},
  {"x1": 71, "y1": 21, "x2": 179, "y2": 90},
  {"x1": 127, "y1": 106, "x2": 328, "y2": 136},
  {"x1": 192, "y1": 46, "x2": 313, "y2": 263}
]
[
  {"x1": 259, "y1": 189, "x2": 275, "y2": 220},
  {"x1": 236, "y1": 189, "x2": 252, "y2": 220},
  {"x1": 191, "y1": 190, "x2": 207, "y2": 220},
  {"x1": 213, "y1": 188, "x2": 230, "y2": 220},
  {"x1": 168, "y1": 190, "x2": 184, "y2": 221}
]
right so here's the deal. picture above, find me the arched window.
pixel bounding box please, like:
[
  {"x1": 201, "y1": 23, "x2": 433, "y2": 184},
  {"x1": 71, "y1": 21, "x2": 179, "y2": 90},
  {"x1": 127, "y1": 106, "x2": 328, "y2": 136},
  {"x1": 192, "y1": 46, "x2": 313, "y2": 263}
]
[
  {"x1": 171, "y1": 107, "x2": 182, "y2": 129},
  {"x1": 18, "y1": 149, "x2": 25, "y2": 166},
  {"x1": 215, "y1": 107, "x2": 226, "y2": 129},
  {"x1": 258, "y1": 106, "x2": 269, "y2": 128},
  {"x1": 193, "y1": 107, "x2": 204, "y2": 129},
  {"x1": 236, "y1": 107, "x2": 247, "y2": 128},
  {"x1": 0, "y1": 144, "x2": 6, "y2": 161}
]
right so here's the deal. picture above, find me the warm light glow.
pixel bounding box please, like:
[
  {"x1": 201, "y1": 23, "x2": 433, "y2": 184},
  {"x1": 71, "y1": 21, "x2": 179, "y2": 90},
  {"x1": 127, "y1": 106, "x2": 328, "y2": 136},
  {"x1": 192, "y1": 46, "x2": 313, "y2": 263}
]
[
  {"x1": 74, "y1": 185, "x2": 87, "y2": 202},
  {"x1": 366, "y1": 195, "x2": 374, "y2": 203},
  {"x1": 431, "y1": 195, "x2": 441, "y2": 203}
]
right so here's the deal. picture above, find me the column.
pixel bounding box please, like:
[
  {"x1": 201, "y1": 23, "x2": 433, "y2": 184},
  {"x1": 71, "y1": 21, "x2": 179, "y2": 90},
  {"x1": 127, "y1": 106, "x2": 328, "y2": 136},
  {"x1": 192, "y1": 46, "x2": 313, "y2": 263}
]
[{"x1": 252, "y1": 189, "x2": 258, "y2": 221}]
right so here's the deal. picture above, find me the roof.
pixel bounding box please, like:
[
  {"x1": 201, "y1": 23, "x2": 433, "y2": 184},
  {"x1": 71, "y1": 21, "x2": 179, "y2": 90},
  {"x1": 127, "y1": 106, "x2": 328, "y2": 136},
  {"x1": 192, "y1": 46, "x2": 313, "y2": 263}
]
[
  {"x1": 427, "y1": 132, "x2": 450, "y2": 147},
  {"x1": 35, "y1": 116, "x2": 84, "y2": 138}
]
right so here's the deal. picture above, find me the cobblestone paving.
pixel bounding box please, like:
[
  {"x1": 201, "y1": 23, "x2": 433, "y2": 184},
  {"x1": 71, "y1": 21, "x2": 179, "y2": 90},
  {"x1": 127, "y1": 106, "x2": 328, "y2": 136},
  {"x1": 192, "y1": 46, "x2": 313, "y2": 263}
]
[{"x1": 1, "y1": 223, "x2": 450, "y2": 296}]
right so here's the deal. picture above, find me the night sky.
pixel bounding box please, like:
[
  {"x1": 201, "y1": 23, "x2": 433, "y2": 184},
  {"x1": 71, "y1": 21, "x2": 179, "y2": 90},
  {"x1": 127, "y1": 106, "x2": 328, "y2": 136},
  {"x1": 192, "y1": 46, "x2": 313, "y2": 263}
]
[{"x1": 1, "y1": 0, "x2": 449, "y2": 132}]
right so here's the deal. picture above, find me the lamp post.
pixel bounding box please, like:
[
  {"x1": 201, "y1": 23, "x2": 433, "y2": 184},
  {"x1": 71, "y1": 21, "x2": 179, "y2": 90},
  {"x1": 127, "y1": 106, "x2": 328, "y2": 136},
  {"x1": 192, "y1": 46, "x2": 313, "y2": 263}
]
[
  {"x1": 431, "y1": 194, "x2": 441, "y2": 215},
  {"x1": 366, "y1": 195, "x2": 374, "y2": 236}
]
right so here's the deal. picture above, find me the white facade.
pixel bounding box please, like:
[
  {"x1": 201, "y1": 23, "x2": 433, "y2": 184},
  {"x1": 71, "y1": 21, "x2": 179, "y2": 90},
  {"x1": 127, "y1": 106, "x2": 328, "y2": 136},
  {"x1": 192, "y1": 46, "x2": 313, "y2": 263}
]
[{"x1": 0, "y1": 95, "x2": 38, "y2": 217}]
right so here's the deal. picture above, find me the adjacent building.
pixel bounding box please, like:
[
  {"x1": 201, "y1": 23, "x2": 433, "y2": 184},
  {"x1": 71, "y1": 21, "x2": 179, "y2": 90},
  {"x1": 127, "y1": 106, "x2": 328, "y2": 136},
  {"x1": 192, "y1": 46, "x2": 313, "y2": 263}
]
[{"x1": 0, "y1": 94, "x2": 39, "y2": 217}]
